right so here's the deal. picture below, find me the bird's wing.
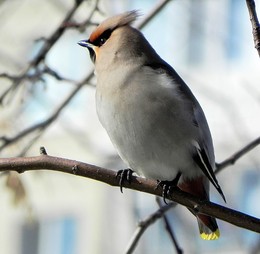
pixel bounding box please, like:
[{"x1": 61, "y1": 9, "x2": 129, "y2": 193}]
[
  {"x1": 192, "y1": 140, "x2": 226, "y2": 202},
  {"x1": 145, "y1": 60, "x2": 225, "y2": 202}
]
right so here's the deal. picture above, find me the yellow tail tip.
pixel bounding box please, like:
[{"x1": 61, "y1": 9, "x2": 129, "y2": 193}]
[{"x1": 200, "y1": 229, "x2": 220, "y2": 240}]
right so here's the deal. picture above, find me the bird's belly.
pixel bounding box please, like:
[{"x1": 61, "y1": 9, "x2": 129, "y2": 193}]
[{"x1": 96, "y1": 85, "x2": 201, "y2": 181}]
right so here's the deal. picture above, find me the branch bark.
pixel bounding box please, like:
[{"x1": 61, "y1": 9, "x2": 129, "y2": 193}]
[
  {"x1": 0, "y1": 155, "x2": 259, "y2": 233},
  {"x1": 246, "y1": 0, "x2": 260, "y2": 57}
]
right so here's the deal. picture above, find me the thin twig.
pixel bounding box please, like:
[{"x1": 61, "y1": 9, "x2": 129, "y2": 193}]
[
  {"x1": 135, "y1": 0, "x2": 172, "y2": 30},
  {"x1": 0, "y1": 0, "x2": 101, "y2": 151},
  {"x1": 246, "y1": 0, "x2": 260, "y2": 57},
  {"x1": 0, "y1": 71, "x2": 94, "y2": 152},
  {"x1": 125, "y1": 202, "x2": 176, "y2": 254},
  {"x1": 0, "y1": 65, "x2": 73, "y2": 84},
  {"x1": 43, "y1": 65, "x2": 75, "y2": 82},
  {"x1": 0, "y1": 0, "x2": 87, "y2": 104},
  {"x1": 156, "y1": 197, "x2": 183, "y2": 254},
  {"x1": 64, "y1": 0, "x2": 101, "y2": 30},
  {"x1": 215, "y1": 136, "x2": 260, "y2": 173}
]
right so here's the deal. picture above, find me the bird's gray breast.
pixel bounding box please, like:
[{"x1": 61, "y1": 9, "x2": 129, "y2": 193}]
[{"x1": 95, "y1": 66, "x2": 201, "y2": 180}]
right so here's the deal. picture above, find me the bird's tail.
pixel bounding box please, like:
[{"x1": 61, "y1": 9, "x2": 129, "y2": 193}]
[
  {"x1": 196, "y1": 213, "x2": 220, "y2": 240},
  {"x1": 178, "y1": 176, "x2": 220, "y2": 240}
]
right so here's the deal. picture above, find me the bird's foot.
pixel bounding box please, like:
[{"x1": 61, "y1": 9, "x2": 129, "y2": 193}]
[
  {"x1": 157, "y1": 180, "x2": 177, "y2": 204},
  {"x1": 157, "y1": 172, "x2": 182, "y2": 204},
  {"x1": 116, "y1": 168, "x2": 134, "y2": 193}
]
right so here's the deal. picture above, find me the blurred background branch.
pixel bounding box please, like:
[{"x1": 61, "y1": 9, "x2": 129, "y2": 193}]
[
  {"x1": 216, "y1": 136, "x2": 260, "y2": 173},
  {"x1": 125, "y1": 200, "x2": 178, "y2": 254},
  {"x1": 0, "y1": 0, "x2": 94, "y2": 104}
]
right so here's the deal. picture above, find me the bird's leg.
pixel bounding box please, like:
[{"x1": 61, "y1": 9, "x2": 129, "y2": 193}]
[
  {"x1": 157, "y1": 172, "x2": 182, "y2": 204},
  {"x1": 116, "y1": 168, "x2": 134, "y2": 193}
]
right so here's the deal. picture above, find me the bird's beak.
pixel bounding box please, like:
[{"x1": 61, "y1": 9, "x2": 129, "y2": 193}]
[
  {"x1": 78, "y1": 40, "x2": 92, "y2": 48},
  {"x1": 78, "y1": 40, "x2": 96, "y2": 63}
]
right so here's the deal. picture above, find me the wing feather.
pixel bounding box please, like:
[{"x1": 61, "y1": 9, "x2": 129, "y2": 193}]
[{"x1": 145, "y1": 60, "x2": 225, "y2": 202}]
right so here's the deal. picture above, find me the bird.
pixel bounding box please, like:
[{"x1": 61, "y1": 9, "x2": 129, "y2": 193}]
[{"x1": 78, "y1": 10, "x2": 225, "y2": 240}]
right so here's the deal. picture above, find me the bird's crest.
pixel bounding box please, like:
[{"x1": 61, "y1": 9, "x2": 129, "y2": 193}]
[{"x1": 89, "y1": 10, "x2": 140, "y2": 43}]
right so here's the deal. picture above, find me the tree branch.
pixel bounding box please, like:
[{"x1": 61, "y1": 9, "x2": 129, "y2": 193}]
[
  {"x1": 215, "y1": 136, "x2": 260, "y2": 173},
  {"x1": 156, "y1": 197, "x2": 183, "y2": 254},
  {"x1": 0, "y1": 155, "x2": 259, "y2": 233},
  {"x1": 135, "y1": 0, "x2": 172, "y2": 30},
  {"x1": 64, "y1": 0, "x2": 101, "y2": 30},
  {"x1": 125, "y1": 202, "x2": 176, "y2": 254},
  {"x1": 0, "y1": 0, "x2": 93, "y2": 104},
  {"x1": 0, "y1": 71, "x2": 94, "y2": 153},
  {"x1": 246, "y1": 0, "x2": 260, "y2": 57},
  {"x1": 0, "y1": 65, "x2": 73, "y2": 87}
]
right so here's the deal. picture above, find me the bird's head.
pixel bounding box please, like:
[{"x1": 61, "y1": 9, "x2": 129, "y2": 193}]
[{"x1": 78, "y1": 10, "x2": 158, "y2": 68}]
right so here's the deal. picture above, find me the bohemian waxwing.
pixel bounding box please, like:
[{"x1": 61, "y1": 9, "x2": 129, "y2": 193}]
[{"x1": 78, "y1": 10, "x2": 225, "y2": 240}]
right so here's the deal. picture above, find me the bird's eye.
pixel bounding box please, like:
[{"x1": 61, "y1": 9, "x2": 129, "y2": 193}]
[
  {"x1": 95, "y1": 29, "x2": 112, "y2": 47},
  {"x1": 98, "y1": 37, "x2": 107, "y2": 46}
]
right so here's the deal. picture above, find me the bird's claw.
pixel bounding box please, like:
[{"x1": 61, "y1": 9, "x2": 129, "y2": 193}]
[
  {"x1": 116, "y1": 168, "x2": 134, "y2": 193},
  {"x1": 157, "y1": 180, "x2": 176, "y2": 204},
  {"x1": 157, "y1": 172, "x2": 182, "y2": 204}
]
